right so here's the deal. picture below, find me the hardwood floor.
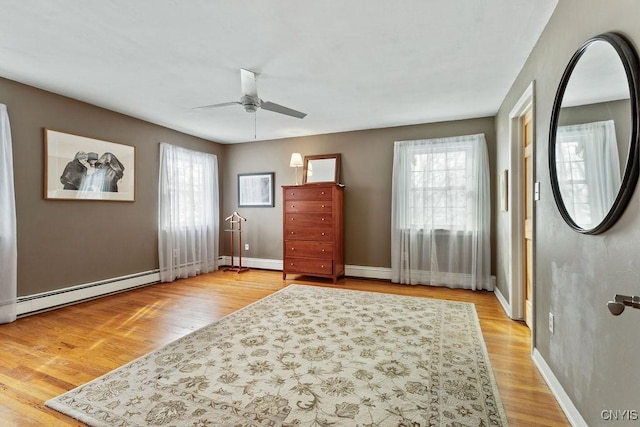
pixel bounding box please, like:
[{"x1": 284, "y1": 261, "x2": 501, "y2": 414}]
[{"x1": 0, "y1": 270, "x2": 569, "y2": 426}]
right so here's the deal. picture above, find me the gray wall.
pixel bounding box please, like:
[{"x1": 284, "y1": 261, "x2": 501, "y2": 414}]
[
  {"x1": 223, "y1": 117, "x2": 497, "y2": 272},
  {"x1": 496, "y1": 0, "x2": 640, "y2": 424},
  {"x1": 0, "y1": 76, "x2": 225, "y2": 296}
]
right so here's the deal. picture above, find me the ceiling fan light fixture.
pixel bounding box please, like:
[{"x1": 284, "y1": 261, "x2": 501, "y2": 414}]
[
  {"x1": 241, "y1": 94, "x2": 260, "y2": 113},
  {"x1": 243, "y1": 104, "x2": 258, "y2": 113}
]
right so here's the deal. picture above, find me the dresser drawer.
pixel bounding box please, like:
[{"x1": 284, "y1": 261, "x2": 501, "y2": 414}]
[
  {"x1": 284, "y1": 225, "x2": 333, "y2": 241},
  {"x1": 283, "y1": 187, "x2": 332, "y2": 201},
  {"x1": 285, "y1": 257, "x2": 333, "y2": 275},
  {"x1": 285, "y1": 241, "x2": 333, "y2": 258},
  {"x1": 285, "y1": 213, "x2": 332, "y2": 228},
  {"x1": 285, "y1": 200, "x2": 333, "y2": 213}
]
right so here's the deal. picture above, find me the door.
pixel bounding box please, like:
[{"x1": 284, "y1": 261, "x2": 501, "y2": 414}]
[{"x1": 522, "y1": 109, "x2": 534, "y2": 328}]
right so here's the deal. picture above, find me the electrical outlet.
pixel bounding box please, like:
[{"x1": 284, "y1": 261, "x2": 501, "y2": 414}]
[
  {"x1": 548, "y1": 312, "x2": 554, "y2": 334},
  {"x1": 244, "y1": 243, "x2": 249, "y2": 251}
]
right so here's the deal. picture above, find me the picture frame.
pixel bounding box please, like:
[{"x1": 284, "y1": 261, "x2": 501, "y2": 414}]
[
  {"x1": 238, "y1": 172, "x2": 275, "y2": 207},
  {"x1": 499, "y1": 169, "x2": 509, "y2": 212},
  {"x1": 44, "y1": 129, "x2": 135, "y2": 201},
  {"x1": 303, "y1": 153, "x2": 341, "y2": 184}
]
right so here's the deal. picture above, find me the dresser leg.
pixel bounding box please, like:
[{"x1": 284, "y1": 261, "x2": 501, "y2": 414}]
[{"x1": 283, "y1": 272, "x2": 287, "y2": 280}]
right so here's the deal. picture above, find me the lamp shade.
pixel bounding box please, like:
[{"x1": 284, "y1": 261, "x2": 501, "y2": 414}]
[{"x1": 289, "y1": 153, "x2": 303, "y2": 167}]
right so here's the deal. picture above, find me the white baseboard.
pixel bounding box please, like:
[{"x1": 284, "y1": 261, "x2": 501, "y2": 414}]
[
  {"x1": 219, "y1": 256, "x2": 394, "y2": 280},
  {"x1": 345, "y1": 265, "x2": 392, "y2": 280},
  {"x1": 494, "y1": 285, "x2": 512, "y2": 318},
  {"x1": 219, "y1": 256, "x2": 283, "y2": 271},
  {"x1": 219, "y1": 257, "x2": 497, "y2": 287},
  {"x1": 532, "y1": 348, "x2": 587, "y2": 426},
  {"x1": 17, "y1": 270, "x2": 160, "y2": 316}
]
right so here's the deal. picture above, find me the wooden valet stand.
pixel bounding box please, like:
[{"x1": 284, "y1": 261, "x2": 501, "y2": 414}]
[{"x1": 224, "y1": 211, "x2": 250, "y2": 273}]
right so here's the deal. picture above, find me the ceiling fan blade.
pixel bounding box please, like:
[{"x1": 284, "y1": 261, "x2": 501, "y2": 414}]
[
  {"x1": 260, "y1": 101, "x2": 307, "y2": 119},
  {"x1": 192, "y1": 101, "x2": 240, "y2": 110},
  {"x1": 240, "y1": 68, "x2": 258, "y2": 97}
]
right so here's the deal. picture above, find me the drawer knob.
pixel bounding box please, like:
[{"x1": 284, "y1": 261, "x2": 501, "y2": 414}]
[
  {"x1": 290, "y1": 263, "x2": 294, "y2": 266},
  {"x1": 321, "y1": 191, "x2": 325, "y2": 195},
  {"x1": 321, "y1": 205, "x2": 326, "y2": 208},
  {"x1": 290, "y1": 192, "x2": 295, "y2": 196},
  {"x1": 291, "y1": 248, "x2": 295, "y2": 251},
  {"x1": 321, "y1": 265, "x2": 325, "y2": 268},
  {"x1": 321, "y1": 232, "x2": 325, "y2": 236},
  {"x1": 321, "y1": 217, "x2": 325, "y2": 221},
  {"x1": 291, "y1": 217, "x2": 295, "y2": 220},
  {"x1": 291, "y1": 205, "x2": 295, "y2": 208},
  {"x1": 290, "y1": 231, "x2": 295, "y2": 235},
  {"x1": 321, "y1": 249, "x2": 325, "y2": 252}
]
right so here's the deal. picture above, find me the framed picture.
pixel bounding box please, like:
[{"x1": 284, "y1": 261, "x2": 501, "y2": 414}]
[
  {"x1": 44, "y1": 129, "x2": 135, "y2": 201},
  {"x1": 238, "y1": 172, "x2": 275, "y2": 207},
  {"x1": 499, "y1": 169, "x2": 508, "y2": 212}
]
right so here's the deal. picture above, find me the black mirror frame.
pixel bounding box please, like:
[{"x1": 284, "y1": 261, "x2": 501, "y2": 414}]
[{"x1": 549, "y1": 32, "x2": 640, "y2": 234}]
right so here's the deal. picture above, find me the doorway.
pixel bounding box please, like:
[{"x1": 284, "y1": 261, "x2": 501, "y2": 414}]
[{"x1": 508, "y1": 82, "x2": 535, "y2": 332}]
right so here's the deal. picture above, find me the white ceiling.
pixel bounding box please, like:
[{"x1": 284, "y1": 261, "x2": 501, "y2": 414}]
[{"x1": 0, "y1": 1, "x2": 557, "y2": 144}]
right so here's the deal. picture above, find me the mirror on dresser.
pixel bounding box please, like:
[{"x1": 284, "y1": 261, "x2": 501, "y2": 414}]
[
  {"x1": 549, "y1": 32, "x2": 640, "y2": 234},
  {"x1": 303, "y1": 153, "x2": 341, "y2": 184}
]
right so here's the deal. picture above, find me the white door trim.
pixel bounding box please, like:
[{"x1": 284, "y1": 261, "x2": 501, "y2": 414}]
[{"x1": 508, "y1": 81, "x2": 535, "y2": 322}]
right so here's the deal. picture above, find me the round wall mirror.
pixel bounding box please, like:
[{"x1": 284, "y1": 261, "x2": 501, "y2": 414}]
[{"x1": 549, "y1": 32, "x2": 640, "y2": 234}]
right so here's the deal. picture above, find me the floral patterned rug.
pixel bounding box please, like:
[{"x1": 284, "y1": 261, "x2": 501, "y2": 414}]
[{"x1": 46, "y1": 284, "x2": 508, "y2": 426}]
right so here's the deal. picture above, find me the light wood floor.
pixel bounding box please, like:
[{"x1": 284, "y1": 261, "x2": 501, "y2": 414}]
[{"x1": 0, "y1": 270, "x2": 569, "y2": 426}]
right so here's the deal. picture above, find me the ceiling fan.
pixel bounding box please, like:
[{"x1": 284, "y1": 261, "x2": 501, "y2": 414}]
[{"x1": 195, "y1": 69, "x2": 307, "y2": 119}]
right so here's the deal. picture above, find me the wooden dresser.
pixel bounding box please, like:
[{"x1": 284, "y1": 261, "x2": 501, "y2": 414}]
[{"x1": 282, "y1": 184, "x2": 344, "y2": 283}]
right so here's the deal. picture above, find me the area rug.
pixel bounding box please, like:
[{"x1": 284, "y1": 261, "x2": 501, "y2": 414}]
[{"x1": 46, "y1": 284, "x2": 508, "y2": 426}]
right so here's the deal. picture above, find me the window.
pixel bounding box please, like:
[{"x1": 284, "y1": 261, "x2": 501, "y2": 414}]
[
  {"x1": 409, "y1": 147, "x2": 468, "y2": 230},
  {"x1": 0, "y1": 104, "x2": 17, "y2": 323},
  {"x1": 555, "y1": 138, "x2": 590, "y2": 225},
  {"x1": 391, "y1": 134, "x2": 491, "y2": 290},
  {"x1": 158, "y1": 143, "x2": 219, "y2": 282},
  {"x1": 556, "y1": 120, "x2": 620, "y2": 228},
  {"x1": 161, "y1": 150, "x2": 210, "y2": 228}
]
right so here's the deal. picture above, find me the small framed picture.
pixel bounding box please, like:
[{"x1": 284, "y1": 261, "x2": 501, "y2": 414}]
[
  {"x1": 500, "y1": 169, "x2": 508, "y2": 212},
  {"x1": 44, "y1": 129, "x2": 135, "y2": 201},
  {"x1": 238, "y1": 172, "x2": 275, "y2": 207}
]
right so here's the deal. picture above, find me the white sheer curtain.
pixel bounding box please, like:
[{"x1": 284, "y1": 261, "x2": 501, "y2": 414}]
[
  {"x1": 391, "y1": 134, "x2": 492, "y2": 290},
  {"x1": 556, "y1": 120, "x2": 620, "y2": 228},
  {"x1": 158, "y1": 143, "x2": 219, "y2": 282},
  {"x1": 0, "y1": 104, "x2": 17, "y2": 323}
]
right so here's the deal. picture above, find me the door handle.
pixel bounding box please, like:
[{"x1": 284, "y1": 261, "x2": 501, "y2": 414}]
[{"x1": 607, "y1": 294, "x2": 640, "y2": 316}]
